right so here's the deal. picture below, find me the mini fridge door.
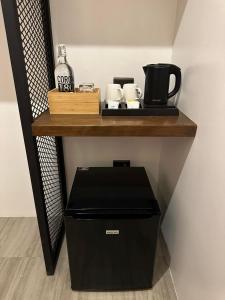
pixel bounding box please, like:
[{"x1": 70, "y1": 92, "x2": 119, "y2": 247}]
[{"x1": 65, "y1": 214, "x2": 160, "y2": 291}]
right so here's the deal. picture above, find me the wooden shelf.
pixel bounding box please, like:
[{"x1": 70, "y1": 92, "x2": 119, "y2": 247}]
[{"x1": 32, "y1": 110, "x2": 197, "y2": 137}]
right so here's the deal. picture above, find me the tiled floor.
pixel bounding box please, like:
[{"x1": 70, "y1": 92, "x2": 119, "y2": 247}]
[{"x1": 0, "y1": 218, "x2": 176, "y2": 300}]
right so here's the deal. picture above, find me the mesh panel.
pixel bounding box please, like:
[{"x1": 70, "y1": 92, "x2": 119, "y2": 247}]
[
  {"x1": 16, "y1": 0, "x2": 64, "y2": 249},
  {"x1": 36, "y1": 136, "x2": 63, "y2": 248}
]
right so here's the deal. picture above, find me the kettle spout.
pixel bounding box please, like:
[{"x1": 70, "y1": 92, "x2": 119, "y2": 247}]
[{"x1": 143, "y1": 65, "x2": 147, "y2": 74}]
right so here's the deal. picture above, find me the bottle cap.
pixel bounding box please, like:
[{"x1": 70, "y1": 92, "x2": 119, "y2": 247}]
[{"x1": 58, "y1": 44, "x2": 66, "y2": 57}]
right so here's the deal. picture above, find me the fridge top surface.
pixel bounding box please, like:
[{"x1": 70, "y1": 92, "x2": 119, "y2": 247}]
[{"x1": 66, "y1": 167, "x2": 161, "y2": 216}]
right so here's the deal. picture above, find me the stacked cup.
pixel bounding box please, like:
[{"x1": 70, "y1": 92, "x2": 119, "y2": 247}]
[
  {"x1": 106, "y1": 84, "x2": 123, "y2": 109},
  {"x1": 123, "y1": 84, "x2": 142, "y2": 109},
  {"x1": 106, "y1": 84, "x2": 142, "y2": 109}
]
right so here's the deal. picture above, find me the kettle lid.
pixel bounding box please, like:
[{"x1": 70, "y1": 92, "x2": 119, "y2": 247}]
[{"x1": 144, "y1": 63, "x2": 179, "y2": 69}]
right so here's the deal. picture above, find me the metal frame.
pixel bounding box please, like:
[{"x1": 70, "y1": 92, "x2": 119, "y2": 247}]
[{"x1": 1, "y1": 0, "x2": 67, "y2": 275}]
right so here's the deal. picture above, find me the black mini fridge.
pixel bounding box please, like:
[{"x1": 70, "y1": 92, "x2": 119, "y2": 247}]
[{"x1": 64, "y1": 167, "x2": 161, "y2": 291}]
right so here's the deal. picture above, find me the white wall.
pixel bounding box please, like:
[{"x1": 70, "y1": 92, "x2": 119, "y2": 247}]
[
  {"x1": 50, "y1": 0, "x2": 178, "y2": 96},
  {"x1": 0, "y1": 7, "x2": 35, "y2": 216},
  {"x1": 64, "y1": 137, "x2": 162, "y2": 193},
  {"x1": 50, "y1": 0, "x2": 178, "y2": 195},
  {"x1": 160, "y1": 1, "x2": 225, "y2": 299}
]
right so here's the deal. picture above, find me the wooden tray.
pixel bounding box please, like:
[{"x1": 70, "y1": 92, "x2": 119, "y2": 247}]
[{"x1": 48, "y1": 88, "x2": 100, "y2": 115}]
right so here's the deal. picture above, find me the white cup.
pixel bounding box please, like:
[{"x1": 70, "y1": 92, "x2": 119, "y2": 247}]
[
  {"x1": 127, "y1": 101, "x2": 140, "y2": 109},
  {"x1": 106, "y1": 84, "x2": 123, "y2": 102},
  {"x1": 123, "y1": 84, "x2": 142, "y2": 102},
  {"x1": 107, "y1": 100, "x2": 120, "y2": 109}
]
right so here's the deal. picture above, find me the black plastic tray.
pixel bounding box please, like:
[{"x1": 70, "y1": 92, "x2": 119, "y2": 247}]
[{"x1": 101, "y1": 100, "x2": 179, "y2": 116}]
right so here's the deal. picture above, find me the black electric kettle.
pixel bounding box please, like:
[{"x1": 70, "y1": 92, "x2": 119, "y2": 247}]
[{"x1": 143, "y1": 63, "x2": 181, "y2": 106}]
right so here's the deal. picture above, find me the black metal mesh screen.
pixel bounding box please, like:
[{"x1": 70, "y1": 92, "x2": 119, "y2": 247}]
[
  {"x1": 16, "y1": 0, "x2": 64, "y2": 249},
  {"x1": 36, "y1": 136, "x2": 63, "y2": 248}
]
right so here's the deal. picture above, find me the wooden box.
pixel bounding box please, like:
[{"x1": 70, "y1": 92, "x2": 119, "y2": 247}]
[{"x1": 48, "y1": 88, "x2": 100, "y2": 115}]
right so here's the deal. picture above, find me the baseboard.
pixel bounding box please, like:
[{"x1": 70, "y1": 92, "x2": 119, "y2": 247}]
[
  {"x1": 169, "y1": 268, "x2": 179, "y2": 299},
  {"x1": 160, "y1": 232, "x2": 178, "y2": 299}
]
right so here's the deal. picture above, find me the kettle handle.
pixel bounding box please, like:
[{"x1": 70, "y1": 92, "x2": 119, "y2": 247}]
[{"x1": 168, "y1": 65, "x2": 181, "y2": 99}]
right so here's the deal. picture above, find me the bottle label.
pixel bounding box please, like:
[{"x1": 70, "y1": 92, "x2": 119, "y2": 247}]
[{"x1": 57, "y1": 76, "x2": 74, "y2": 92}]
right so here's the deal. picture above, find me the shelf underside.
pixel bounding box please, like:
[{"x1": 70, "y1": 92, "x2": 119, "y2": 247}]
[{"x1": 32, "y1": 110, "x2": 197, "y2": 137}]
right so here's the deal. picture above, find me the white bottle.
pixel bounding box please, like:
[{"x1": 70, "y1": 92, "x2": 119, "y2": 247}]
[{"x1": 55, "y1": 44, "x2": 74, "y2": 92}]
